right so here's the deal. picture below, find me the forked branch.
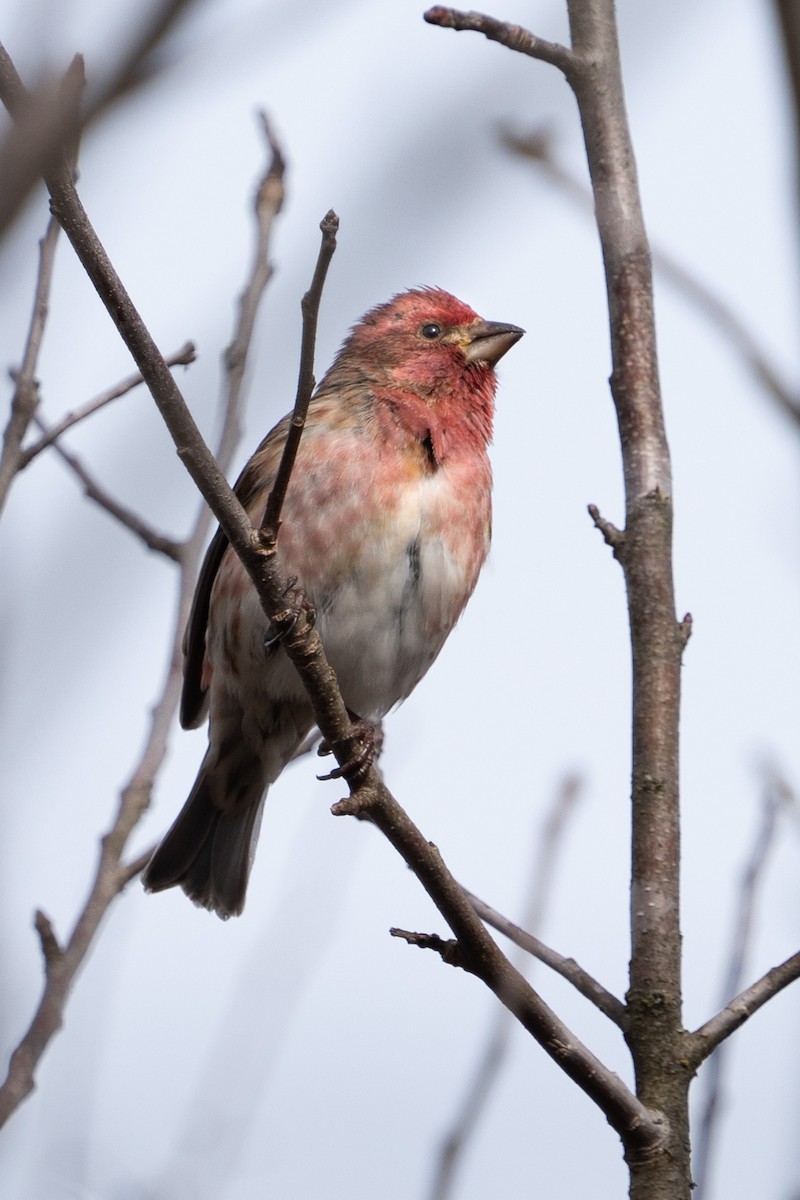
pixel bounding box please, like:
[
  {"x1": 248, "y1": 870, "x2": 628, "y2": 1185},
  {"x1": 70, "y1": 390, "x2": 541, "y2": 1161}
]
[
  {"x1": 0, "y1": 103, "x2": 286, "y2": 1129},
  {"x1": 430, "y1": 2, "x2": 686, "y2": 1191},
  {"x1": 0, "y1": 41, "x2": 665, "y2": 1161}
]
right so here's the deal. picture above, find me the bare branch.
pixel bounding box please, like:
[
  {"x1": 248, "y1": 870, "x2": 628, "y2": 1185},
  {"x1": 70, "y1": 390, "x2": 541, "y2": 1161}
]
[
  {"x1": 588, "y1": 502, "x2": 625, "y2": 556},
  {"x1": 429, "y1": 778, "x2": 599, "y2": 1200},
  {"x1": 391, "y1": 928, "x2": 468, "y2": 968},
  {"x1": 686, "y1": 770, "x2": 799, "y2": 1076},
  {"x1": 33, "y1": 910, "x2": 62, "y2": 966},
  {"x1": 0, "y1": 214, "x2": 61, "y2": 514},
  {"x1": 685, "y1": 950, "x2": 800, "y2": 1073},
  {"x1": 261, "y1": 208, "x2": 339, "y2": 535},
  {"x1": 464, "y1": 887, "x2": 626, "y2": 1026},
  {"x1": 423, "y1": 6, "x2": 577, "y2": 75},
  {"x1": 0, "y1": 0, "x2": 199, "y2": 237},
  {"x1": 0, "y1": 107, "x2": 284, "y2": 1127},
  {"x1": 33, "y1": 416, "x2": 182, "y2": 559},
  {"x1": 0, "y1": 590, "x2": 186, "y2": 1128},
  {"x1": 18, "y1": 342, "x2": 197, "y2": 468},
  {"x1": 190, "y1": 111, "x2": 289, "y2": 560},
  {"x1": 691, "y1": 774, "x2": 788, "y2": 1196},
  {"x1": 119, "y1": 847, "x2": 158, "y2": 887},
  {"x1": 0, "y1": 40, "x2": 664, "y2": 1162},
  {"x1": 341, "y1": 778, "x2": 665, "y2": 1159},
  {"x1": 552, "y1": 10, "x2": 686, "y2": 1188},
  {"x1": 430, "y1": 1, "x2": 687, "y2": 1184}
]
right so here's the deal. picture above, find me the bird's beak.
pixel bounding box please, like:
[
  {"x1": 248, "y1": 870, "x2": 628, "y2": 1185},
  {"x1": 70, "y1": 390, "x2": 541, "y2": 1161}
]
[{"x1": 463, "y1": 320, "x2": 525, "y2": 367}]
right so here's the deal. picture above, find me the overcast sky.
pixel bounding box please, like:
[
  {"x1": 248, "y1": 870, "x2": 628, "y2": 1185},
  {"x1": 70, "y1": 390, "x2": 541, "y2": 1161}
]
[{"x1": 2, "y1": 2, "x2": 799, "y2": 1198}]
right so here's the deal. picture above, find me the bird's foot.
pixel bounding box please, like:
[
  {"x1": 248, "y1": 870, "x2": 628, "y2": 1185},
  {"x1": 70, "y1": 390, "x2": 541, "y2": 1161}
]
[
  {"x1": 263, "y1": 578, "x2": 315, "y2": 650},
  {"x1": 317, "y1": 716, "x2": 384, "y2": 784}
]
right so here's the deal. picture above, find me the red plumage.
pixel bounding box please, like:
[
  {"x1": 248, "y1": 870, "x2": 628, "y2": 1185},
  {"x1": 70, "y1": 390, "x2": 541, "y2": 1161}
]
[{"x1": 142, "y1": 288, "x2": 523, "y2": 917}]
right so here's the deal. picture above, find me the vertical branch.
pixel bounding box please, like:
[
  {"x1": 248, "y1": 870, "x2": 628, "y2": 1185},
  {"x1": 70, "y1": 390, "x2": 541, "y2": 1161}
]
[
  {"x1": 566, "y1": 3, "x2": 687, "y2": 1194},
  {"x1": 0, "y1": 214, "x2": 61, "y2": 515},
  {"x1": 261, "y1": 209, "x2": 339, "y2": 536},
  {"x1": 426, "y1": 3, "x2": 687, "y2": 1190},
  {"x1": 0, "y1": 107, "x2": 286, "y2": 1128},
  {"x1": 217, "y1": 112, "x2": 285, "y2": 474},
  {"x1": 0, "y1": 0, "x2": 199, "y2": 237}
]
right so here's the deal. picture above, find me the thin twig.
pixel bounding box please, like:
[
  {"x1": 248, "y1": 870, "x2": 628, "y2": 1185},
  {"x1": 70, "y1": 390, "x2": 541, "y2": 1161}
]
[
  {"x1": 0, "y1": 40, "x2": 665, "y2": 1161},
  {"x1": 260, "y1": 209, "x2": 339, "y2": 536},
  {"x1": 0, "y1": 585, "x2": 186, "y2": 1129},
  {"x1": 339, "y1": 777, "x2": 664, "y2": 1159},
  {"x1": 464, "y1": 887, "x2": 625, "y2": 1026},
  {"x1": 33, "y1": 416, "x2": 182, "y2": 559},
  {"x1": 685, "y1": 769, "x2": 800, "y2": 1072},
  {"x1": 0, "y1": 0, "x2": 199, "y2": 237},
  {"x1": 119, "y1": 847, "x2": 157, "y2": 887},
  {"x1": 0, "y1": 111, "x2": 285, "y2": 1128},
  {"x1": 218, "y1": 112, "x2": 285, "y2": 471},
  {"x1": 193, "y1": 113, "x2": 288, "y2": 562},
  {"x1": 691, "y1": 775, "x2": 788, "y2": 1197},
  {"x1": 588, "y1": 502, "x2": 625, "y2": 556},
  {"x1": 0, "y1": 214, "x2": 61, "y2": 515},
  {"x1": 18, "y1": 342, "x2": 197, "y2": 468},
  {"x1": 686, "y1": 949, "x2": 800, "y2": 1071},
  {"x1": 423, "y1": 6, "x2": 577, "y2": 75},
  {"x1": 429, "y1": 777, "x2": 587, "y2": 1200}
]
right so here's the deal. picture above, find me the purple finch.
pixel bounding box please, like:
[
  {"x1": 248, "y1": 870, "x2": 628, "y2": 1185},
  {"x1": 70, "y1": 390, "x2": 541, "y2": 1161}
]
[{"x1": 143, "y1": 288, "x2": 523, "y2": 917}]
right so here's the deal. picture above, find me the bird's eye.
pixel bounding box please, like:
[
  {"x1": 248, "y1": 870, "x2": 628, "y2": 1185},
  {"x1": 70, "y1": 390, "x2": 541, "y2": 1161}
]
[{"x1": 420, "y1": 323, "x2": 442, "y2": 340}]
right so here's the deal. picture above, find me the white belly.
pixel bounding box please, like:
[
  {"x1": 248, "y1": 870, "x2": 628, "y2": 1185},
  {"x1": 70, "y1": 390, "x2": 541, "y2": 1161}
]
[{"x1": 212, "y1": 462, "x2": 488, "y2": 731}]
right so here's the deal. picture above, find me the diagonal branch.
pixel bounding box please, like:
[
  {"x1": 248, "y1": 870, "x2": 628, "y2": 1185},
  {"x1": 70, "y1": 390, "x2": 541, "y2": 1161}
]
[
  {"x1": 0, "y1": 611, "x2": 185, "y2": 1128},
  {"x1": 0, "y1": 0, "x2": 199, "y2": 238},
  {"x1": 18, "y1": 342, "x2": 197, "y2": 468},
  {"x1": 428, "y1": 778, "x2": 587, "y2": 1200},
  {"x1": 464, "y1": 886, "x2": 626, "y2": 1026},
  {"x1": 690, "y1": 772, "x2": 789, "y2": 1196},
  {"x1": 261, "y1": 208, "x2": 339, "y2": 535},
  {"x1": 684, "y1": 770, "x2": 800, "y2": 1073},
  {"x1": 0, "y1": 213, "x2": 61, "y2": 515},
  {"x1": 685, "y1": 949, "x2": 800, "y2": 1072},
  {"x1": 0, "y1": 108, "x2": 285, "y2": 1128},
  {"x1": 0, "y1": 39, "x2": 666, "y2": 1164},
  {"x1": 1, "y1": 72, "x2": 661, "y2": 1168},
  {"x1": 335, "y1": 780, "x2": 664, "y2": 1159},
  {"x1": 33, "y1": 417, "x2": 182, "y2": 559}
]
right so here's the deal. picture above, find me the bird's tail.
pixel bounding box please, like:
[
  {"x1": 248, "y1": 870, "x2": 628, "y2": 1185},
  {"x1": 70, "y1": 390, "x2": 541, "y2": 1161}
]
[{"x1": 142, "y1": 747, "x2": 268, "y2": 920}]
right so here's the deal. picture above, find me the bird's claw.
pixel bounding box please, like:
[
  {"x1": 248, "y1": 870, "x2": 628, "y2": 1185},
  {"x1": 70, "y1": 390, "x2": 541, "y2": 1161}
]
[
  {"x1": 263, "y1": 612, "x2": 297, "y2": 650},
  {"x1": 263, "y1": 582, "x2": 315, "y2": 650},
  {"x1": 317, "y1": 718, "x2": 384, "y2": 784}
]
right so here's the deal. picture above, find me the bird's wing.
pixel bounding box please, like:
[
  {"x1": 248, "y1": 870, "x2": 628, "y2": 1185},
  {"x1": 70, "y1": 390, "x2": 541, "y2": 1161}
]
[{"x1": 179, "y1": 418, "x2": 289, "y2": 730}]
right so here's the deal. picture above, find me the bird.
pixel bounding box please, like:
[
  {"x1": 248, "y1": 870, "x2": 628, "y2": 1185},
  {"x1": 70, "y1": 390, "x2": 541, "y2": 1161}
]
[{"x1": 142, "y1": 287, "x2": 523, "y2": 918}]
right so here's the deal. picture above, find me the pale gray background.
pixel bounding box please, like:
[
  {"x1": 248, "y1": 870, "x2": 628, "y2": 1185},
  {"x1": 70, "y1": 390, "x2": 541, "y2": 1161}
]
[{"x1": 1, "y1": 1, "x2": 799, "y2": 1197}]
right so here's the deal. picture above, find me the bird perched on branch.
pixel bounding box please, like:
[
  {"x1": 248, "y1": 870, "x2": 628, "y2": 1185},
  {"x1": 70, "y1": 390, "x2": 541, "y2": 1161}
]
[{"x1": 142, "y1": 288, "x2": 523, "y2": 918}]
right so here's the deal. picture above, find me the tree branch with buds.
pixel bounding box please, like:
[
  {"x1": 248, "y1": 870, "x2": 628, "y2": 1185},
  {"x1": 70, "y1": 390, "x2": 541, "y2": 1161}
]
[
  {"x1": 0, "y1": 37, "x2": 666, "y2": 1165},
  {"x1": 0, "y1": 95, "x2": 287, "y2": 1128}
]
